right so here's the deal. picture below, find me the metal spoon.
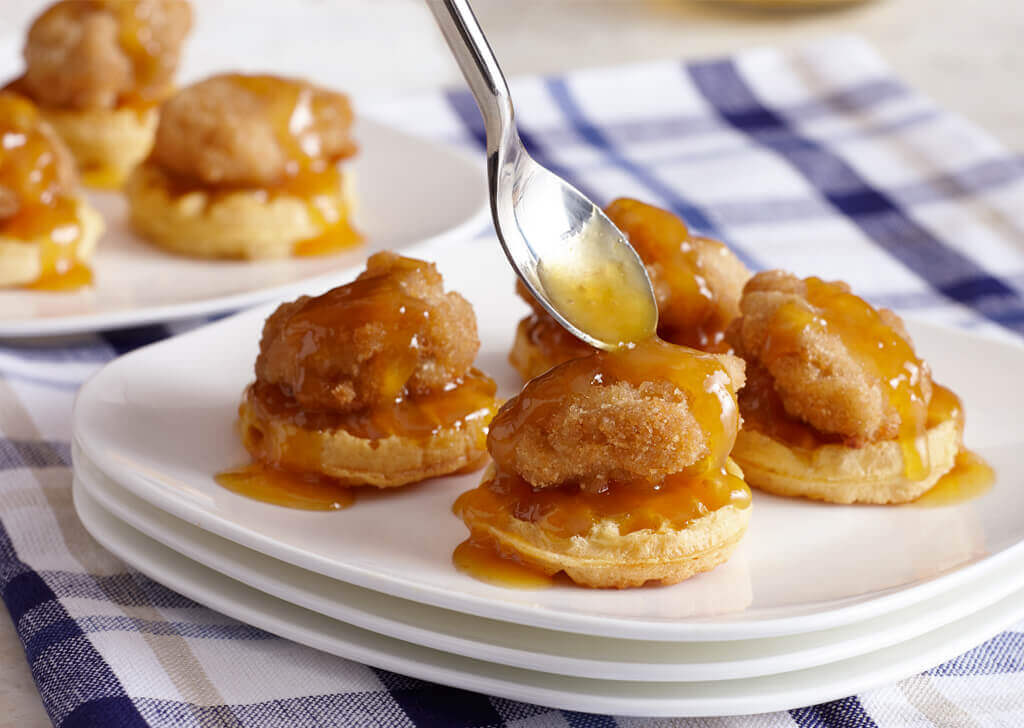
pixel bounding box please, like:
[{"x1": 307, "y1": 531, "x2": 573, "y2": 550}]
[{"x1": 426, "y1": 0, "x2": 658, "y2": 351}]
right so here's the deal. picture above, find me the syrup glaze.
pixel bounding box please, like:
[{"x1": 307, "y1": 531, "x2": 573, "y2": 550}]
[
  {"x1": 0, "y1": 93, "x2": 89, "y2": 289},
  {"x1": 149, "y1": 74, "x2": 361, "y2": 255},
  {"x1": 225, "y1": 372, "x2": 495, "y2": 511},
  {"x1": 247, "y1": 369, "x2": 497, "y2": 443},
  {"x1": 913, "y1": 449, "x2": 995, "y2": 507},
  {"x1": 455, "y1": 339, "x2": 749, "y2": 587},
  {"x1": 215, "y1": 462, "x2": 354, "y2": 511},
  {"x1": 762, "y1": 277, "x2": 931, "y2": 479}
]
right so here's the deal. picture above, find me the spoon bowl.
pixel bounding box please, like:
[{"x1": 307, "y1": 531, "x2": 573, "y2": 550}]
[{"x1": 427, "y1": 0, "x2": 658, "y2": 350}]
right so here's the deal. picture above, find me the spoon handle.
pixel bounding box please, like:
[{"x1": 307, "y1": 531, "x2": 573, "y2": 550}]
[{"x1": 425, "y1": 0, "x2": 515, "y2": 154}]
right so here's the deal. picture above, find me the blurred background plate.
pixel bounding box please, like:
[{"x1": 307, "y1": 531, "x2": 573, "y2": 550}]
[{"x1": 0, "y1": 118, "x2": 487, "y2": 338}]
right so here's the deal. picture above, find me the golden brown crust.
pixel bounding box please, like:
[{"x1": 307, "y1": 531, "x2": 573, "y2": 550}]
[
  {"x1": 463, "y1": 461, "x2": 751, "y2": 588},
  {"x1": 729, "y1": 270, "x2": 932, "y2": 445},
  {"x1": 254, "y1": 252, "x2": 479, "y2": 412},
  {"x1": 732, "y1": 417, "x2": 961, "y2": 504},
  {"x1": 488, "y1": 347, "x2": 745, "y2": 492},
  {"x1": 21, "y1": 0, "x2": 191, "y2": 110},
  {"x1": 124, "y1": 162, "x2": 356, "y2": 258},
  {"x1": 0, "y1": 196, "x2": 103, "y2": 287},
  {"x1": 237, "y1": 388, "x2": 489, "y2": 489},
  {"x1": 150, "y1": 74, "x2": 356, "y2": 187}
]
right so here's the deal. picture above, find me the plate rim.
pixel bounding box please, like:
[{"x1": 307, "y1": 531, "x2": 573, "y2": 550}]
[
  {"x1": 0, "y1": 116, "x2": 489, "y2": 338},
  {"x1": 72, "y1": 476, "x2": 1024, "y2": 717},
  {"x1": 73, "y1": 440, "x2": 1024, "y2": 682}
]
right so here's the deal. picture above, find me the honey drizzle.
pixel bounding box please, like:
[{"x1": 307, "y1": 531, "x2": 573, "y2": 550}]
[
  {"x1": 763, "y1": 278, "x2": 930, "y2": 479},
  {"x1": 455, "y1": 467, "x2": 751, "y2": 542},
  {"x1": 913, "y1": 449, "x2": 994, "y2": 507},
  {"x1": 215, "y1": 462, "x2": 354, "y2": 511},
  {"x1": 452, "y1": 537, "x2": 554, "y2": 589},
  {"x1": 248, "y1": 369, "x2": 498, "y2": 442},
  {"x1": 101, "y1": 0, "x2": 182, "y2": 106},
  {"x1": 0, "y1": 93, "x2": 90, "y2": 289}
]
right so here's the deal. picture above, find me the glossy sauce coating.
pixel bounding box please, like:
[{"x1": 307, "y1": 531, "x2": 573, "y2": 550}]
[
  {"x1": 536, "y1": 214, "x2": 658, "y2": 348},
  {"x1": 455, "y1": 466, "x2": 750, "y2": 542},
  {"x1": 215, "y1": 462, "x2": 354, "y2": 511},
  {"x1": 912, "y1": 449, "x2": 994, "y2": 507},
  {"x1": 451, "y1": 537, "x2": 554, "y2": 589},
  {"x1": 762, "y1": 277, "x2": 930, "y2": 479},
  {"x1": 0, "y1": 93, "x2": 88, "y2": 289},
  {"x1": 104, "y1": 0, "x2": 183, "y2": 106},
  {"x1": 248, "y1": 369, "x2": 497, "y2": 443}
]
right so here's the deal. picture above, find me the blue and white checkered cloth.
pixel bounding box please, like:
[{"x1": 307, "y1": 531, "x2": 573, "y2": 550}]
[{"x1": 2, "y1": 36, "x2": 1024, "y2": 727}]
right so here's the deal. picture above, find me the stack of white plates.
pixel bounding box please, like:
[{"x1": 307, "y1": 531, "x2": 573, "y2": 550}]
[{"x1": 71, "y1": 238, "x2": 1024, "y2": 717}]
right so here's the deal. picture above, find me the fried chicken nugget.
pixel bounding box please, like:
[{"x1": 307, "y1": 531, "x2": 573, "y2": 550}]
[
  {"x1": 730, "y1": 270, "x2": 932, "y2": 446},
  {"x1": 727, "y1": 271, "x2": 962, "y2": 505},
  {"x1": 0, "y1": 93, "x2": 77, "y2": 220},
  {"x1": 150, "y1": 74, "x2": 356, "y2": 187},
  {"x1": 256, "y1": 252, "x2": 478, "y2": 413},
  {"x1": 240, "y1": 252, "x2": 496, "y2": 488},
  {"x1": 20, "y1": 0, "x2": 192, "y2": 110},
  {"x1": 0, "y1": 92, "x2": 104, "y2": 288},
  {"x1": 490, "y1": 345, "x2": 745, "y2": 492}
]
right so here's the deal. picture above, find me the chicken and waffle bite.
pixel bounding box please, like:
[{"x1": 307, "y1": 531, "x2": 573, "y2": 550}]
[
  {"x1": 726, "y1": 271, "x2": 964, "y2": 504},
  {"x1": 0, "y1": 92, "x2": 104, "y2": 290},
  {"x1": 126, "y1": 73, "x2": 360, "y2": 259},
  {"x1": 510, "y1": 197, "x2": 750, "y2": 381},
  {"x1": 454, "y1": 339, "x2": 752, "y2": 589},
  {"x1": 8, "y1": 0, "x2": 193, "y2": 188},
  {"x1": 223, "y1": 252, "x2": 498, "y2": 504}
]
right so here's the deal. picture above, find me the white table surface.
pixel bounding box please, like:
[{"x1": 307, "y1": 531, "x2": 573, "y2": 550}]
[{"x1": 1, "y1": 1, "x2": 1021, "y2": 725}]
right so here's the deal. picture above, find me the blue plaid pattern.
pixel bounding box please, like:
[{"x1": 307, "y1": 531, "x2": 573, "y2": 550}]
[{"x1": 1, "y1": 37, "x2": 1023, "y2": 726}]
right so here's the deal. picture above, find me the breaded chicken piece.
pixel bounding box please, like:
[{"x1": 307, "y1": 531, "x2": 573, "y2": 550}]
[
  {"x1": 489, "y1": 347, "x2": 745, "y2": 492},
  {"x1": 728, "y1": 270, "x2": 931, "y2": 446},
  {"x1": 150, "y1": 74, "x2": 357, "y2": 187},
  {"x1": 255, "y1": 252, "x2": 478, "y2": 413},
  {"x1": 606, "y1": 198, "x2": 749, "y2": 348},
  {"x1": 0, "y1": 92, "x2": 77, "y2": 220},
  {"x1": 20, "y1": 0, "x2": 192, "y2": 110}
]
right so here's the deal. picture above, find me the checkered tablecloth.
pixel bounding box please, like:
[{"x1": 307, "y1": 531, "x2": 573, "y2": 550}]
[{"x1": 2, "y1": 36, "x2": 1024, "y2": 727}]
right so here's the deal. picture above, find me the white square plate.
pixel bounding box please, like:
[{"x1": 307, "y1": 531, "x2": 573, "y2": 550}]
[
  {"x1": 72, "y1": 237, "x2": 1024, "y2": 641},
  {"x1": 0, "y1": 118, "x2": 487, "y2": 337}
]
